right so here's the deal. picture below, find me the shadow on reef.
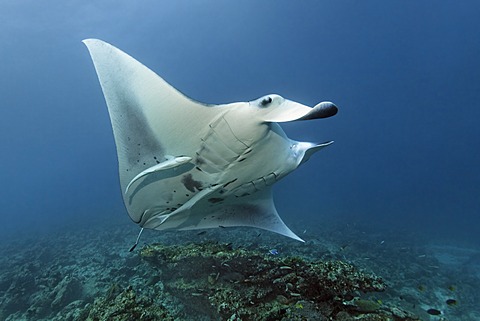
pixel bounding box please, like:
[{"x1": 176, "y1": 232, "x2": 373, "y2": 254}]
[{"x1": 83, "y1": 241, "x2": 419, "y2": 321}]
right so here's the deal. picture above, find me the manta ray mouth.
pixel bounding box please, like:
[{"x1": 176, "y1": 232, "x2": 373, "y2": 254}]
[{"x1": 298, "y1": 102, "x2": 338, "y2": 120}]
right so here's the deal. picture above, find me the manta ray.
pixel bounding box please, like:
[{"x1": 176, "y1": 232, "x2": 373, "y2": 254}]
[{"x1": 83, "y1": 39, "x2": 337, "y2": 244}]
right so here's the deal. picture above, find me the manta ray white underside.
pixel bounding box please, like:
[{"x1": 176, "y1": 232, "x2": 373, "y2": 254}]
[{"x1": 84, "y1": 39, "x2": 337, "y2": 242}]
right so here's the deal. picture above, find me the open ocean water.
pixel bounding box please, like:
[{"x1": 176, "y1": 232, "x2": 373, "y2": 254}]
[{"x1": 1, "y1": 1, "x2": 479, "y2": 320}]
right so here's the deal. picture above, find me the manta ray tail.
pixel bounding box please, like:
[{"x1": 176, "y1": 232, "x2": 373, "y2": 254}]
[{"x1": 129, "y1": 228, "x2": 144, "y2": 252}]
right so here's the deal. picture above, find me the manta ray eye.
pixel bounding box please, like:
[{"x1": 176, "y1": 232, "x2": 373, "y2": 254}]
[{"x1": 260, "y1": 96, "x2": 273, "y2": 107}]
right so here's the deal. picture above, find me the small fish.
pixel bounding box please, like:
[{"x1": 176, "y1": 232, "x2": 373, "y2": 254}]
[
  {"x1": 197, "y1": 231, "x2": 207, "y2": 236},
  {"x1": 446, "y1": 299, "x2": 457, "y2": 306},
  {"x1": 448, "y1": 285, "x2": 456, "y2": 291},
  {"x1": 380, "y1": 240, "x2": 385, "y2": 245},
  {"x1": 269, "y1": 249, "x2": 279, "y2": 255},
  {"x1": 426, "y1": 308, "x2": 441, "y2": 315},
  {"x1": 343, "y1": 294, "x2": 354, "y2": 301}
]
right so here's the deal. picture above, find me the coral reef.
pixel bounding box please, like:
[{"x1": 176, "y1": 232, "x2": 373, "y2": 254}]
[
  {"x1": 132, "y1": 241, "x2": 416, "y2": 320},
  {"x1": 1, "y1": 216, "x2": 479, "y2": 320}
]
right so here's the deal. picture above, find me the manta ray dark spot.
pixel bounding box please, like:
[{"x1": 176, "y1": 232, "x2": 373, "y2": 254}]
[
  {"x1": 181, "y1": 174, "x2": 203, "y2": 193},
  {"x1": 427, "y1": 309, "x2": 441, "y2": 316},
  {"x1": 208, "y1": 197, "x2": 224, "y2": 203},
  {"x1": 195, "y1": 156, "x2": 205, "y2": 166},
  {"x1": 223, "y1": 178, "x2": 238, "y2": 188}
]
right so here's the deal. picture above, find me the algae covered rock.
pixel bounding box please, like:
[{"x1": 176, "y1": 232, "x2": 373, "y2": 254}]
[
  {"x1": 133, "y1": 241, "x2": 417, "y2": 320},
  {"x1": 51, "y1": 275, "x2": 83, "y2": 309},
  {"x1": 353, "y1": 299, "x2": 382, "y2": 313},
  {"x1": 84, "y1": 284, "x2": 174, "y2": 321}
]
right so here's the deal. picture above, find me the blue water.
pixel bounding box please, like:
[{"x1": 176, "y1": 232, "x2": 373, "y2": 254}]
[{"x1": 1, "y1": 1, "x2": 479, "y2": 319}]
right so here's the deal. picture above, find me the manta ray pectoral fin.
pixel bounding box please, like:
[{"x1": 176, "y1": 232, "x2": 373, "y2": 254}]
[
  {"x1": 215, "y1": 190, "x2": 305, "y2": 242},
  {"x1": 125, "y1": 156, "x2": 192, "y2": 194},
  {"x1": 83, "y1": 39, "x2": 211, "y2": 194},
  {"x1": 150, "y1": 188, "x2": 304, "y2": 242},
  {"x1": 232, "y1": 199, "x2": 305, "y2": 242},
  {"x1": 142, "y1": 186, "x2": 219, "y2": 230}
]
